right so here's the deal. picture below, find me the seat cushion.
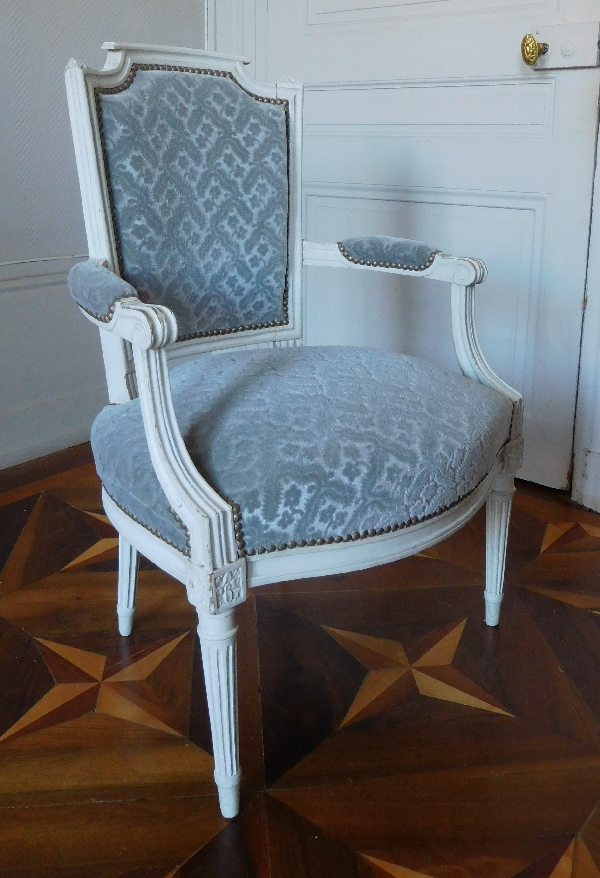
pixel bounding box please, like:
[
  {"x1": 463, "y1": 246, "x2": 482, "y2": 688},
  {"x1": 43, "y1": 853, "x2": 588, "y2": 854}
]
[{"x1": 91, "y1": 346, "x2": 513, "y2": 556}]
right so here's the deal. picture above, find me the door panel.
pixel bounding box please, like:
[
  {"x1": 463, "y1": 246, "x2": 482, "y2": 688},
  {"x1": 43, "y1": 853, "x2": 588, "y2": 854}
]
[{"x1": 220, "y1": 0, "x2": 600, "y2": 487}]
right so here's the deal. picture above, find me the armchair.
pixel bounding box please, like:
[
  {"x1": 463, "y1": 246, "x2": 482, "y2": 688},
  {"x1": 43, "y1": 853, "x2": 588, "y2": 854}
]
[{"x1": 65, "y1": 43, "x2": 522, "y2": 819}]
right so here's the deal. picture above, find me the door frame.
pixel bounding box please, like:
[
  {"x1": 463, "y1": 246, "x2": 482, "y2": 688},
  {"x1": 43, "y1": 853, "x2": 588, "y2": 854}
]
[{"x1": 572, "y1": 112, "x2": 600, "y2": 512}]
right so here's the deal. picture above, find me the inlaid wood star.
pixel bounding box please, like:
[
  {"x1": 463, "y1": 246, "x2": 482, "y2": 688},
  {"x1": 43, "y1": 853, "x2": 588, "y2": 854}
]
[
  {"x1": 0, "y1": 632, "x2": 190, "y2": 742},
  {"x1": 518, "y1": 517, "x2": 600, "y2": 595},
  {"x1": 323, "y1": 620, "x2": 512, "y2": 727},
  {"x1": 360, "y1": 835, "x2": 600, "y2": 878}
]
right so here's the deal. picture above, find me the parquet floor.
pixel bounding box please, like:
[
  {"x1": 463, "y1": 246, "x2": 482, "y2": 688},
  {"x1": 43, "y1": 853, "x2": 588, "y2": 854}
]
[{"x1": 2, "y1": 450, "x2": 600, "y2": 876}]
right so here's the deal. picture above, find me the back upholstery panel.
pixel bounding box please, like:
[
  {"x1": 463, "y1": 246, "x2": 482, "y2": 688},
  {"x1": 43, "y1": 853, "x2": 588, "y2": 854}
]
[{"x1": 96, "y1": 66, "x2": 290, "y2": 341}]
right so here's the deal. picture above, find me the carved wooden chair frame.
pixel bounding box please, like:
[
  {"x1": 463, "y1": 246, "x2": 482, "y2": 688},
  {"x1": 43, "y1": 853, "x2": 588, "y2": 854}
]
[{"x1": 65, "y1": 42, "x2": 523, "y2": 818}]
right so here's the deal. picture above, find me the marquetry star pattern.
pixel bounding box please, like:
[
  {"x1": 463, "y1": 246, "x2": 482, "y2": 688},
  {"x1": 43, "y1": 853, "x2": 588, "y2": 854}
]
[
  {"x1": 521, "y1": 520, "x2": 600, "y2": 612},
  {"x1": 0, "y1": 632, "x2": 189, "y2": 742},
  {"x1": 360, "y1": 834, "x2": 600, "y2": 878},
  {"x1": 323, "y1": 619, "x2": 512, "y2": 726},
  {"x1": 361, "y1": 835, "x2": 600, "y2": 878},
  {"x1": 60, "y1": 512, "x2": 119, "y2": 570}
]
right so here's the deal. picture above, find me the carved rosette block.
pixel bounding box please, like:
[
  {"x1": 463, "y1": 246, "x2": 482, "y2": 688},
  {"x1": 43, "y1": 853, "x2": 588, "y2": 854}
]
[
  {"x1": 485, "y1": 473, "x2": 516, "y2": 626},
  {"x1": 209, "y1": 559, "x2": 247, "y2": 615},
  {"x1": 197, "y1": 609, "x2": 241, "y2": 818}
]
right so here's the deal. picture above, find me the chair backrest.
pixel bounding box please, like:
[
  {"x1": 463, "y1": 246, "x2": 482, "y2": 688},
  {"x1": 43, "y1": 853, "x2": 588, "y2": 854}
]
[{"x1": 66, "y1": 44, "x2": 303, "y2": 368}]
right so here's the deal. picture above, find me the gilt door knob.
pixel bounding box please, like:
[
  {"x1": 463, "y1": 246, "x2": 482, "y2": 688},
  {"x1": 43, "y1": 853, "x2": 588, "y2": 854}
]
[{"x1": 521, "y1": 34, "x2": 549, "y2": 66}]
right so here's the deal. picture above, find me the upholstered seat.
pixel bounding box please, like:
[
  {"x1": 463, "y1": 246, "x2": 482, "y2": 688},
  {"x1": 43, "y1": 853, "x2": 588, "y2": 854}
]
[
  {"x1": 65, "y1": 43, "x2": 523, "y2": 818},
  {"x1": 92, "y1": 346, "x2": 512, "y2": 557}
]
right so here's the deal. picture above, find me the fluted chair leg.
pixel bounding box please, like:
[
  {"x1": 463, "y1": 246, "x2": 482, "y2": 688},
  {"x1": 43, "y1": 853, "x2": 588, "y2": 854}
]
[
  {"x1": 197, "y1": 608, "x2": 241, "y2": 818},
  {"x1": 117, "y1": 536, "x2": 139, "y2": 636},
  {"x1": 485, "y1": 472, "x2": 516, "y2": 626}
]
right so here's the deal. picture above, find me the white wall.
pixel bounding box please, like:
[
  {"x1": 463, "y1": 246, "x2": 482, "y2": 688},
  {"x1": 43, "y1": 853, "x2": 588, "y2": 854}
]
[{"x1": 0, "y1": 1, "x2": 205, "y2": 470}]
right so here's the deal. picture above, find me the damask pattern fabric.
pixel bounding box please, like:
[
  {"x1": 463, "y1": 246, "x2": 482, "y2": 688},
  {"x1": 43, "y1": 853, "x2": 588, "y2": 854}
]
[
  {"x1": 98, "y1": 70, "x2": 289, "y2": 339},
  {"x1": 68, "y1": 261, "x2": 138, "y2": 320},
  {"x1": 339, "y1": 236, "x2": 437, "y2": 270},
  {"x1": 91, "y1": 346, "x2": 513, "y2": 556}
]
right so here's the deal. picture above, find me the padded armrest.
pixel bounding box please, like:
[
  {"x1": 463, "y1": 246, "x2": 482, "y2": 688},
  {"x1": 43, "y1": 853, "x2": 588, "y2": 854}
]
[
  {"x1": 68, "y1": 260, "x2": 138, "y2": 321},
  {"x1": 338, "y1": 236, "x2": 438, "y2": 272}
]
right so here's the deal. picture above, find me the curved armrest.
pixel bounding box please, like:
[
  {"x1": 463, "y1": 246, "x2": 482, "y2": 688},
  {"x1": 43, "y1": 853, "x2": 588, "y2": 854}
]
[
  {"x1": 303, "y1": 237, "x2": 522, "y2": 462},
  {"x1": 68, "y1": 260, "x2": 139, "y2": 321},
  {"x1": 110, "y1": 301, "x2": 239, "y2": 590},
  {"x1": 303, "y1": 240, "x2": 487, "y2": 286}
]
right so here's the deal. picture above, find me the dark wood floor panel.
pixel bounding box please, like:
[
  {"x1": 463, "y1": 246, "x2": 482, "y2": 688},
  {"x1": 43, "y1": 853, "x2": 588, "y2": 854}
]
[
  {"x1": 0, "y1": 797, "x2": 226, "y2": 876},
  {"x1": 2, "y1": 462, "x2": 600, "y2": 873}
]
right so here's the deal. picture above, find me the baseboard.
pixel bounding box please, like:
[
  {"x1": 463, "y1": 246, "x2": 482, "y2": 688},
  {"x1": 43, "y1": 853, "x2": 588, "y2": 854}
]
[
  {"x1": 0, "y1": 443, "x2": 94, "y2": 494},
  {"x1": 0, "y1": 385, "x2": 106, "y2": 471}
]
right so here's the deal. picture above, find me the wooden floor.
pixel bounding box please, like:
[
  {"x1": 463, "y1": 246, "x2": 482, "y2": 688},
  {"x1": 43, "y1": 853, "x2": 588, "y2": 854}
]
[{"x1": 2, "y1": 451, "x2": 600, "y2": 877}]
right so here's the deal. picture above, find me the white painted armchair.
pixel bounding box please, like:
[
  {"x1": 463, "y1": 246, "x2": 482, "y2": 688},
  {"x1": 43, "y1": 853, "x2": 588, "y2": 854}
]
[{"x1": 65, "y1": 43, "x2": 522, "y2": 819}]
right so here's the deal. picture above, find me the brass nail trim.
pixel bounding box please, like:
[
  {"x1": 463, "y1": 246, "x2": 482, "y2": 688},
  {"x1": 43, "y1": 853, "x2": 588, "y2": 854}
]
[
  {"x1": 103, "y1": 486, "x2": 191, "y2": 556},
  {"x1": 337, "y1": 242, "x2": 438, "y2": 273},
  {"x1": 240, "y1": 469, "x2": 495, "y2": 558}
]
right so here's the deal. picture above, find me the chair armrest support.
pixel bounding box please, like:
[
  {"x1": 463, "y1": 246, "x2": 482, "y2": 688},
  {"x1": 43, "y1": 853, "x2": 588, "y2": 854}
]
[
  {"x1": 451, "y1": 283, "x2": 523, "y2": 450},
  {"x1": 303, "y1": 239, "x2": 522, "y2": 456},
  {"x1": 118, "y1": 303, "x2": 241, "y2": 602},
  {"x1": 82, "y1": 294, "x2": 241, "y2": 605},
  {"x1": 303, "y1": 240, "x2": 487, "y2": 286}
]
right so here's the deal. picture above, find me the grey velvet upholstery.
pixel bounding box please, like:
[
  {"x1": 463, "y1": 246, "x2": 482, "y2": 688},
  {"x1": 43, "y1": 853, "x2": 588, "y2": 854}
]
[
  {"x1": 339, "y1": 236, "x2": 438, "y2": 271},
  {"x1": 68, "y1": 261, "x2": 138, "y2": 320},
  {"x1": 91, "y1": 346, "x2": 513, "y2": 557},
  {"x1": 97, "y1": 69, "x2": 289, "y2": 340}
]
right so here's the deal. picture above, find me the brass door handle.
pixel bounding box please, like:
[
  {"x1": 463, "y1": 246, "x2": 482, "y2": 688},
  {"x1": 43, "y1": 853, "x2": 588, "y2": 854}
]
[{"x1": 521, "y1": 34, "x2": 549, "y2": 66}]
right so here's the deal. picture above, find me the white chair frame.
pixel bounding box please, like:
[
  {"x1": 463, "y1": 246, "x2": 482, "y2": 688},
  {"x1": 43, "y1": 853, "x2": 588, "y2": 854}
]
[{"x1": 65, "y1": 43, "x2": 523, "y2": 818}]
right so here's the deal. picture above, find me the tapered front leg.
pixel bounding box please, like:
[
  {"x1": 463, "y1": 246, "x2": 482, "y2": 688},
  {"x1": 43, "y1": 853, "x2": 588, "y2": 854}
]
[
  {"x1": 117, "y1": 536, "x2": 139, "y2": 636},
  {"x1": 485, "y1": 472, "x2": 516, "y2": 626},
  {"x1": 197, "y1": 608, "x2": 241, "y2": 818}
]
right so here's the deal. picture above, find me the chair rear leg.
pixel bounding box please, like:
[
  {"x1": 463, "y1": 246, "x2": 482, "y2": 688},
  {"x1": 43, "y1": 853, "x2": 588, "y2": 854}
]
[
  {"x1": 117, "y1": 536, "x2": 139, "y2": 636},
  {"x1": 485, "y1": 472, "x2": 516, "y2": 626},
  {"x1": 197, "y1": 608, "x2": 241, "y2": 819}
]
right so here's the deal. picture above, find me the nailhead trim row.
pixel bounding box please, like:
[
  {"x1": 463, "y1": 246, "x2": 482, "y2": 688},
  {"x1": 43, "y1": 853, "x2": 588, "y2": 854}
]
[
  {"x1": 104, "y1": 485, "x2": 191, "y2": 557},
  {"x1": 337, "y1": 242, "x2": 439, "y2": 272},
  {"x1": 239, "y1": 471, "x2": 492, "y2": 559}
]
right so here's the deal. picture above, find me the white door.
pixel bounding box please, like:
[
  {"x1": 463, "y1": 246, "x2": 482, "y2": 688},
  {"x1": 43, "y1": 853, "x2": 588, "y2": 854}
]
[{"x1": 210, "y1": 0, "x2": 600, "y2": 488}]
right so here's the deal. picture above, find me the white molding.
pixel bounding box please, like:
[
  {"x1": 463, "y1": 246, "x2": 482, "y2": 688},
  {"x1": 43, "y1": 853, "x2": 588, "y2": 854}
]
[
  {"x1": 204, "y1": 0, "x2": 214, "y2": 50},
  {"x1": 304, "y1": 0, "x2": 555, "y2": 29},
  {"x1": 0, "y1": 256, "x2": 84, "y2": 287},
  {"x1": 210, "y1": 0, "x2": 246, "y2": 55},
  {"x1": 303, "y1": 76, "x2": 556, "y2": 139}
]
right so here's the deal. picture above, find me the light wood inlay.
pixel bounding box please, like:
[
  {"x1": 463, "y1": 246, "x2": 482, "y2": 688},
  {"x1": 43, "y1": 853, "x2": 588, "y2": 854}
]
[
  {"x1": 106, "y1": 633, "x2": 188, "y2": 681},
  {"x1": 0, "y1": 684, "x2": 97, "y2": 741},
  {"x1": 36, "y1": 638, "x2": 107, "y2": 681},
  {"x1": 324, "y1": 627, "x2": 409, "y2": 668},
  {"x1": 361, "y1": 855, "x2": 432, "y2": 878},
  {"x1": 61, "y1": 537, "x2": 119, "y2": 570},
  {"x1": 413, "y1": 620, "x2": 467, "y2": 667},
  {"x1": 412, "y1": 670, "x2": 513, "y2": 716}
]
